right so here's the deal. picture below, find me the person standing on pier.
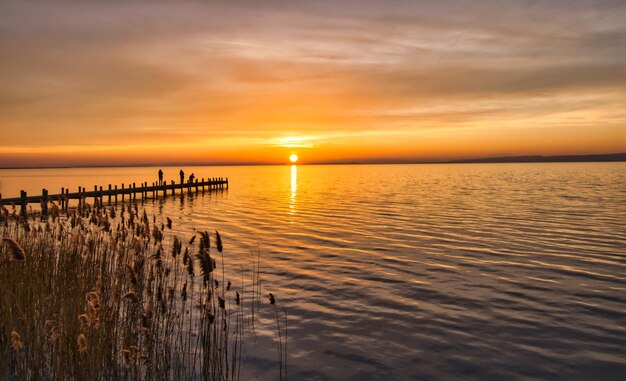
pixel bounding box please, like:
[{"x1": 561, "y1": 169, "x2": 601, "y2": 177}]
[
  {"x1": 179, "y1": 169, "x2": 184, "y2": 184},
  {"x1": 158, "y1": 169, "x2": 164, "y2": 185},
  {"x1": 189, "y1": 173, "x2": 195, "y2": 183}
]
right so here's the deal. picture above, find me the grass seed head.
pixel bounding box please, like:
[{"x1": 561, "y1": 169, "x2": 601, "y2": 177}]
[
  {"x1": 3, "y1": 237, "x2": 26, "y2": 261},
  {"x1": 77, "y1": 333, "x2": 88, "y2": 353},
  {"x1": 10, "y1": 331, "x2": 23, "y2": 352}
]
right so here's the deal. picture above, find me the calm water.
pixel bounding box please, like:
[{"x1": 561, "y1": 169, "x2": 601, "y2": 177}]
[{"x1": 1, "y1": 163, "x2": 626, "y2": 380}]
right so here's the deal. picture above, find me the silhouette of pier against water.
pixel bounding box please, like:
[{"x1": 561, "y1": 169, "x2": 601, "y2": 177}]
[{"x1": 0, "y1": 177, "x2": 228, "y2": 217}]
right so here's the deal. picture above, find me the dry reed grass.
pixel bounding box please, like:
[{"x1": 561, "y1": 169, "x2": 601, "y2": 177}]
[{"x1": 0, "y1": 199, "x2": 287, "y2": 380}]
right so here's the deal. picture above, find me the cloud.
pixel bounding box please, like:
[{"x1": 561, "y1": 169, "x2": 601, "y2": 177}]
[{"x1": 0, "y1": 0, "x2": 624, "y2": 165}]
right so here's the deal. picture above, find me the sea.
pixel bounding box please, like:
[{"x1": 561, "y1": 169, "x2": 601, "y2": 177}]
[{"x1": 1, "y1": 162, "x2": 625, "y2": 380}]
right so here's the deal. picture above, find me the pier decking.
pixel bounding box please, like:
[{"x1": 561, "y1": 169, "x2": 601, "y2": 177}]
[{"x1": 0, "y1": 177, "x2": 228, "y2": 216}]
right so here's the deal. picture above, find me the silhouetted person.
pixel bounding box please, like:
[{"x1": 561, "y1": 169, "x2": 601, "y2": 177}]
[
  {"x1": 158, "y1": 169, "x2": 163, "y2": 185},
  {"x1": 189, "y1": 173, "x2": 195, "y2": 183},
  {"x1": 179, "y1": 169, "x2": 185, "y2": 184}
]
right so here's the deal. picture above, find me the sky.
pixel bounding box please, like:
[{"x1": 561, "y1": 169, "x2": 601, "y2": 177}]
[{"x1": 0, "y1": 0, "x2": 624, "y2": 167}]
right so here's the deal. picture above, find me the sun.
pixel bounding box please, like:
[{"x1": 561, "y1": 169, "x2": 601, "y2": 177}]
[{"x1": 289, "y1": 153, "x2": 299, "y2": 163}]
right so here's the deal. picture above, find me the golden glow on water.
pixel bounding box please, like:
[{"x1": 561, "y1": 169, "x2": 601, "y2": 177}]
[{"x1": 290, "y1": 164, "x2": 297, "y2": 216}]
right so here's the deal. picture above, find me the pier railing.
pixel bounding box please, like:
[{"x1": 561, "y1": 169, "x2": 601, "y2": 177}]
[{"x1": 0, "y1": 177, "x2": 228, "y2": 216}]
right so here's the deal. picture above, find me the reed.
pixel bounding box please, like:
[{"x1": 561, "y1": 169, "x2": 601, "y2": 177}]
[
  {"x1": 2, "y1": 237, "x2": 26, "y2": 261},
  {"x1": 0, "y1": 201, "x2": 285, "y2": 380}
]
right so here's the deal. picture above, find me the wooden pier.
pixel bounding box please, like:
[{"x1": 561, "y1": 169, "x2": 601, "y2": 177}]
[{"x1": 0, "y1": 177, "x2": 228, "y2": 216}]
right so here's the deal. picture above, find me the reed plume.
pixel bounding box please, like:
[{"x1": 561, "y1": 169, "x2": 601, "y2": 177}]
[
  {"x1": 195, "y1": 249, "x2": 213, "y2": 278},
  {"x1": 77, "y1": 333, "x2": 88, "y2": 353},
  {"x1": 120, "y1": 349, "x2": 134, "y2": 369},
  {"x1": 172, "y1": 236, "x2": 182, "y2": 258},
  {"x1": 215, "y1": 230, "x2": 223, "y2": 252},
  {"x1": 123, "y1": 291, "x2": 139, "y2": 303},
  {"x1": 3, "y1": 237, "x2": 26, "y2": 261},
  {"x1": 199, "y1": 231, "x2": 210, "y2": 251},
  {"x1": 10, "y1": 331, "x2": 23, "y2": 352},
  {"x1": 78, "y1": 314, "x2": 89, "y2": 330},
  {"x1": 152, "y1": 224, "x2": 163, "y2": 243}
]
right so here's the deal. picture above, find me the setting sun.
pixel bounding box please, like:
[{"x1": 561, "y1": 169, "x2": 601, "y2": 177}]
[{"x1": 289, "y1": 154, "x2": 299, "y2": 163}]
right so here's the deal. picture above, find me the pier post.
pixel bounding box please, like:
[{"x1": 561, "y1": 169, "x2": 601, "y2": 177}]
[
  {"x1": 171, "y1": 180, "x2": 175, "y2": 196},
  {"x1": 226, "y1": 177, "x2": 229, "y2": 189},
  {"x1": 61, "y1": 187, "x2": 65, "y2": 209},
  {"x1": 94, "y1": 185, "x2": 98, "y2": 208},
  {"x1": 114, "y1": 185, "x2": 118, "y2": 203},
  {"x1": 108, "y1": 185, "x2": 112, "y2": 204},
  {"x1": 20, "y1": 190, "x2": 27, "y2": 217},
  {"x1": 42, "y1": 189, "x2": 49, "y2": 216},
  {"x1": 121, "y1": 184, "x2": 125, "y2": 202},
  {"x1": 133, "y1": 183, "x2": 136, "y2": 201}
]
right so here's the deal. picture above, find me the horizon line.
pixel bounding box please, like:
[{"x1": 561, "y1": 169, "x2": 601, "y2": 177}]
[{"x1": 0, "y1": 152, "x2": 624, "y2": 170}]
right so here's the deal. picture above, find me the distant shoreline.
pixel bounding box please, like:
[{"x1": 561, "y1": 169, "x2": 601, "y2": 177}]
[
  {"x1": 445, "y1": 152, "x2": 626, "y2": 164},
  {"x1": 0, "y1": 152, "x2": 624, "y2": 170}
]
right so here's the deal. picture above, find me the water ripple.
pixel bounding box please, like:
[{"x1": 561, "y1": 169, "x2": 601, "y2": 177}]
[{"x1": 1, "y1": 162, "x2": 625, "y2": 380}]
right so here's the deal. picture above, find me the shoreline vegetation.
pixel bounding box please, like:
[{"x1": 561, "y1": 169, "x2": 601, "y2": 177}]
[{"x1": 0, "y1": 201, "x2": 287, "y2": 380}]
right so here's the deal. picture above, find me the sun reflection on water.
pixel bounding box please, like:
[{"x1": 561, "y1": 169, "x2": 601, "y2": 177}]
[{"x1": 290, "y1": 164, "x2": 297, "y2": 215}]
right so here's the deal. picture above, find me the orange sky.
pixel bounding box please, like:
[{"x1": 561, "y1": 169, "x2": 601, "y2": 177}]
[{"x1": 0, "y1": 1, "x2": 624, "y2": 167}]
